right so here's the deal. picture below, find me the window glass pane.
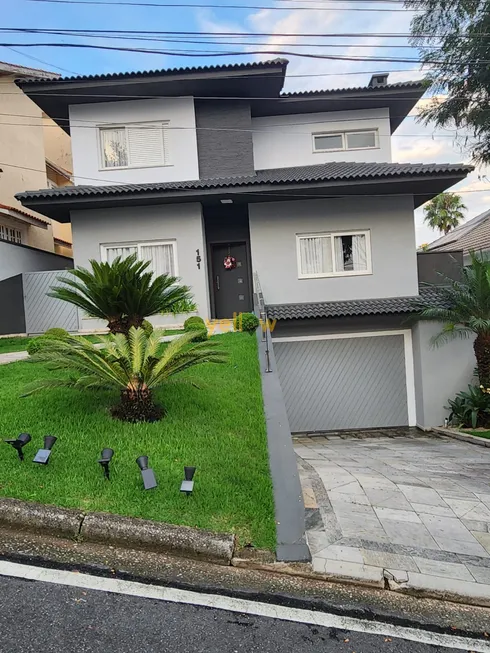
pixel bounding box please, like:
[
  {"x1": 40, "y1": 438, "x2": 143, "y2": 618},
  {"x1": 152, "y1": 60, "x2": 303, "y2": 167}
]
[
  {"x1": 299, "y1": 236, "x2": 333, "y2": 275},
  {"x1": 346, "y1": 131, "x2": 376, "y2": 149},
  {"x1": 100, "y1": 128, "x2": 128, "y2": 168},
  {"x1": 105, "y1": 245, "x2": 137, "y2": 264},
  {"x1": 140, "y1": 243, "x2": 175, "y2": 277},
  {"x1": 314, "y1": 134, "x2": 343, "y2": 151},
  {"x1": 334, "y1": 234, "x2": 367, "y2": 272}
]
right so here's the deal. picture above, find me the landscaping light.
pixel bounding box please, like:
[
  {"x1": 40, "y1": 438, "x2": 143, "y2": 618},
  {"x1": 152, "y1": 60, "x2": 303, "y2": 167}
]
[
  {"x1": 33, "y1": 435, "x2": 57, "y2": 464},
  {"x1": 136, "y1": 455, "x2": 157, "y2": 490},
  {"x1": 180, "y1": 466, "x2": 196, "y2": 496},
  {"x1": 4, "y1": 433, "x2": 31, "y2": 461},
  {"x1": 98, "y1": 448, "x2": 114, "y2": 480}
]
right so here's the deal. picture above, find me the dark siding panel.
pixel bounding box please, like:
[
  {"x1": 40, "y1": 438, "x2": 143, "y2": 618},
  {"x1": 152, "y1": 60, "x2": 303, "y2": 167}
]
[
  {"x1": 0, "y1": 275, "x2": 26, "y2": 335},
  {"x1": 417, "y1": 251, "x2": 463, "y2": 284},
  {"x1": 195, "y1": 100, "x2": 255, "y2": 179}
]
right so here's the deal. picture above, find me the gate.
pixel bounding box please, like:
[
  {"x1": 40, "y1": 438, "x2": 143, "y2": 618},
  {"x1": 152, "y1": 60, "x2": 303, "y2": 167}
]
[{"x1": 23, "y1": 270, "x2": 79, "y2": 335}]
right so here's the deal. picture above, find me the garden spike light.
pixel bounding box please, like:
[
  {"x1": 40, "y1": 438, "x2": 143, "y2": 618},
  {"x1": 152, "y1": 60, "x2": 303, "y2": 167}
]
[
  {"x1": 33, "y1": 435, "x2": 57, "y2": 464},
  {"x1": 4, "y1": 433, "x2": 31, "y2": 461},
  {"x1": 180, "y1": 466, "x2": 196, "y2": 496},
  {"x1": 98, "y1": 448, "x2": 114, "y2": 480},
  {"x1": 136, "y1": 455, "x2": 157, "y2": 490}
]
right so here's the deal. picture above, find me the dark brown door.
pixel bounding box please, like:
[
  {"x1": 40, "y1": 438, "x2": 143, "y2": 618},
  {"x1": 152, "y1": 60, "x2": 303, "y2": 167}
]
[{"x1": 211, "y1": 243, "x2": 251, "y2": 318}]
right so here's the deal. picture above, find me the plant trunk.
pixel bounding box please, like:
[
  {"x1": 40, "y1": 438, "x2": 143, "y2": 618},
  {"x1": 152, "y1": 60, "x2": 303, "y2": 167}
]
[
  {"x1": 107, "y1": 316, "x2": 129, "y2": 335},
  {"x1": 127, "y1": 316, "x2": 144, "y2": 330},
  {"x1": 111, "y1": 386, "x2": 164, "y2": 423},
  {"x1": 474, "y1": 333, "x2": 490, "y2": 388}
]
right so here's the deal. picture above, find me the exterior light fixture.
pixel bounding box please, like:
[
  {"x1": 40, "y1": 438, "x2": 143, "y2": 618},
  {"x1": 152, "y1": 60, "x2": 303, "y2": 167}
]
[
  {"x1": 33, "y1": 435, "x2": 57, "y2": 464},
  {"x1": 180, "y1": 466, "x2": 196, "y2": 496},
  {"x1": 98, "y1": 448, "x2": 114, "y2": 480},
  {"x1": 220, "y1": 199, "x2": 233, "y2": 204},
  {"x1": 136, "y1": 455, "x2": 157, "y2": 490},
  {"x1": 4, "y1": 433, "x2": 31, "y2": 461}
]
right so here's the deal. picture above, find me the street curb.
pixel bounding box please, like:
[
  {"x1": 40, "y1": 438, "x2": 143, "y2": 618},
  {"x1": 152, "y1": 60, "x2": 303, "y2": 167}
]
[
  {"x1": 81, "y1": 512, "x2": 235, "y2": 565},
  {"x1": 387, "y1": 575, "x2": 490, "y2": 609},
  {"x1": 0, "y1": 498, "x2": 83, "y2": 538},
  {"x1": 432, "y1": 426, "x2": 490, "y2": 447},
  {"x1": 0, "y1": 498, "x2": 235, "y2": 565}
]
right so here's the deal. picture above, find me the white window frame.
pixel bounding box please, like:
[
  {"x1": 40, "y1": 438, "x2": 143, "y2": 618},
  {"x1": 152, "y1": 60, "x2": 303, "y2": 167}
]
[
  {"x1": 100, "y1": 240, "x2": 179, "y2": 277},
  {"x1": 312, "y1": 129, "x2": 378, "y2": 153},
  {"x1": 98, "y1": 121, "x2": 170, "y2": 171},
  {"x1": 296, "y1": 230, "x2": 372, "y2": 279},
  {"x1": 0, "y1": 223, "x2": 23, "y2": 244}
]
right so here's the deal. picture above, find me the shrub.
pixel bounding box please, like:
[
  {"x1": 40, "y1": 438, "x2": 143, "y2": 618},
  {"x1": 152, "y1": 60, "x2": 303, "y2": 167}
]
[
  {"x1": 44, "y1": 327, "x2": 69, "y2": 338},
  {"x1": 184, "y1": 316, "x2": 205, "y2": 329},
  {"x1": 141, "y1": 319, "x2": 154, "y2": 336},
  {"x1": 447, "y1": 385, "x2": 490, "y2": 428},
  {"x1": 27, "y1": 336, "x2": 51, "y2": 356},
  {"x1": 184, "y1": 321, "x2": 208, "y2": 342},
  {"x1": 233, "y1": 312, "x2": 260, "y2": 335}
]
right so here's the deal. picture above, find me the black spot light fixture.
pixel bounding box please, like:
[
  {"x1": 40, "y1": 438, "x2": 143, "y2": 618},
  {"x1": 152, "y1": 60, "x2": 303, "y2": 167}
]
[
  {"x1": 180, "y1": 466, "x2": 196, "y2": 496},
  {"x1": 33, "y1": 435, "x2": 57, "y2": 464},
  {"x1": 136, "y1": 455, "x2": 157, "y2": 490},
  {"x1": 4, "y1": 433, "x2": 31, "y2": 461},
  {"x1": 98, "y1": 448, "x2": 114, "y2": 480}
]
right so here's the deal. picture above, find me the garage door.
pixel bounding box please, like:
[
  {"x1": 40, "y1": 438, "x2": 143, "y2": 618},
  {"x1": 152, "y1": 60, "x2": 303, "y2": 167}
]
[{"x1": 273, "y1": 333, "x2": 409, "y2": 433}]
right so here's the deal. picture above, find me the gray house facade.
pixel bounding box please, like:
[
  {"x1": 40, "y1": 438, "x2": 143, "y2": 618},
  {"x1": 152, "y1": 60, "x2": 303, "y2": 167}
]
[{"x1": 17, "y1": 60, "x2": 474, "y2": 431}]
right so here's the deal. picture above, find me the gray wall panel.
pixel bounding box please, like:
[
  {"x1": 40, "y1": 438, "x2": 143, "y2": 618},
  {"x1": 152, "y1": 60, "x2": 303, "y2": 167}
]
[
  {"x1": 0, "y1": 240, "x2": 72, "y2": 282},
  {"x1": 274, "y1": 335, "x2": 408, "y2": 432},
  {"x1": 23, "y1": 271, "x2": 79, "y2": 334},
  {"x1": 195, "y1": 100, "x2": 254, "y2": 179}
]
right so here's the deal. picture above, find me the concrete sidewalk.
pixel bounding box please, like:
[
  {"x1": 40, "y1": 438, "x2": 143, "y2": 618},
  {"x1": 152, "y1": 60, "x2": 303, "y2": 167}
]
[{"x1": 295, "y1": 430, "x2": 490, "y2": 606}]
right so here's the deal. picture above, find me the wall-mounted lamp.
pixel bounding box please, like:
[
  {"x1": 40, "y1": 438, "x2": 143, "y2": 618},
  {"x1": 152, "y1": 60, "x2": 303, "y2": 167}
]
[
  {"x1": 4, "y1": 433, "x2": 31, "y2": 461},
  {"x1": 220, "y1": 199, "x2": 233, "y2": 204},
  {"x1": 136, "y1": 455, "x2": 157, "y2": 490},
  {"x1": 98, "y1": 448, "x2": 114, "y2": 480},
  {"x1": 33, "y1": 435, "x2": 57, "y2": 464},
  {"x1": 180, "y1": 466, "x2": 196, "y2": 496}
]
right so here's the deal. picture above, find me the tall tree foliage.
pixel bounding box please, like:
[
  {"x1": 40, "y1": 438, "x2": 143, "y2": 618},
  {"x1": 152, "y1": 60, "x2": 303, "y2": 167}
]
[
  {"x1": 423, "y1": 193, "x2": 467, "y2": 234},
  {"x1": 406, "y1": 0, "x2": 490, "y2": 164}
]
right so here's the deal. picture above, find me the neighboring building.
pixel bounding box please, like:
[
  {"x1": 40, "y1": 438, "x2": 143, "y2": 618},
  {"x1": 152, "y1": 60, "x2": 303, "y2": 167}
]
[
  {"x1": 17, "y1": 60, "x2": 474, "y2": 430},
  {"x1": 426, "y1": 208, "x2": 490, "y2": 262},
  {"x1": 0, "y1": 60, "x2": 73, "y2": 256}
]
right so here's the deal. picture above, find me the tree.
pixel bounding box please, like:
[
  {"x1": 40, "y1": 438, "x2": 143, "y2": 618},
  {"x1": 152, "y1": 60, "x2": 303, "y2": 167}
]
[
  {"x1": 415, "y1": 251, "x2": 490, "y2": 387},
  {"x1": 50, "y1": 254, "x2": 193, "y2": 335},
  {"x1": 23, "y1": 328, "x2": 228, "y2": 422},
  {"x1": 406, "y1": 0, "x2": 490, "y2": 164},
  {"x1": 423, "y1": 193, "x2": 467, "y2": 234}
]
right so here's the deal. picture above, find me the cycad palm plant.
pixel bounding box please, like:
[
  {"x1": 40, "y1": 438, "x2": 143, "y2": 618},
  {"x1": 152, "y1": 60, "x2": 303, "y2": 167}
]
[
  {"x1": 23, "y1": 328, "x2": 228, "y2": 422},
  {"x1": 416, "y1": 251, "x2": 490, "y2": 386},
  {"x1": 49, "y1": 254, "x2": 192, "y2": 335}
]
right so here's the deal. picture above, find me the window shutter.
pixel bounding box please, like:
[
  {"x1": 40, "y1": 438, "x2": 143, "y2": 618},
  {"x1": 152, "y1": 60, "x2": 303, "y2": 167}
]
[{"x1": 127, "y1": 123, "x2": 165, "y2": 167}]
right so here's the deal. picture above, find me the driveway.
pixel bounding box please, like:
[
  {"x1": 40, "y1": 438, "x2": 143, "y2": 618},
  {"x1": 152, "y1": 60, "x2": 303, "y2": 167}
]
[{"x1": 294, "y1": 430, "x2": 490, "y2": 600}]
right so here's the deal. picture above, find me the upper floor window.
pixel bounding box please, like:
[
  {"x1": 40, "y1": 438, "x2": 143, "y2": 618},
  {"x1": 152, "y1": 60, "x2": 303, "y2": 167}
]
[
  {"x1": 100, "y1": 240, "x2": 178, "y2": 278},
  {"x1": 297, "y1": 230, "x2": 371, "y2": 279},
  {"x1": 99, "y1": 122, "x2": 169, "y2": 170},
  {"x1": 0, "y1": 224, "x2": 22, "y2": 244},
  {"x1": 313, "y1": 130, "x2": 378, "y2": 153}
]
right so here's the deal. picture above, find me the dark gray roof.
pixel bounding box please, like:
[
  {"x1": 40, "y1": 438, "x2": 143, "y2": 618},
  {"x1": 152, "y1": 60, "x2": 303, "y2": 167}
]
[
  {"x1": 427, "y1": 208, "x2": 490, "y2": 255},
  {"x1": 16, "y1": 59, "x2": 288, "y2": 84},
  {"x1": 280, "y1": 80, "x2": 424, "y2": 98},
  {"x1": 16, "y1": 162, "x2": 472, "y2": 201},
  {"x1": 266, "y1": 286, "x2": 443, "y2": 320}
]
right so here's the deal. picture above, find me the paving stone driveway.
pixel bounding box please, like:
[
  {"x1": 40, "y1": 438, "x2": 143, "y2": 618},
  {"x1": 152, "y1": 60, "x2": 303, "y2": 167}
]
[{"x1": 294, "y1": 430, "x2": 490, "y2": 600}]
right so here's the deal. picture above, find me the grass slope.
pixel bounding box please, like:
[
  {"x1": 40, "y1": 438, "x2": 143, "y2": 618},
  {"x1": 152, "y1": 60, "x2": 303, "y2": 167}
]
[
  {"x1": 0, "y1": 337, "x2": 31, "y2": 354},
  {"x1": 0, "y1": 332, "x2": 275, "y2": 549},
  {"x1": 466, "y1": 430, "x2": 490, "y2": 440}
]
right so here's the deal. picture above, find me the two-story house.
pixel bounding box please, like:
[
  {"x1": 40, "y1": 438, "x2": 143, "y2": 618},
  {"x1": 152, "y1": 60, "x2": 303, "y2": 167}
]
[{"x1": 16, "y1": 59, "x2": 475, "y2": 432}]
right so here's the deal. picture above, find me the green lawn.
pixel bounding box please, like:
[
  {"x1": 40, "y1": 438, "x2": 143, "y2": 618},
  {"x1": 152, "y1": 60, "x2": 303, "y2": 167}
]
[
  {"x1": 465, "y1": 430, "x2": 490, "y2": 439},
  {"x1": 0, "y1": 332, "x2": 275, "y2": 549}
]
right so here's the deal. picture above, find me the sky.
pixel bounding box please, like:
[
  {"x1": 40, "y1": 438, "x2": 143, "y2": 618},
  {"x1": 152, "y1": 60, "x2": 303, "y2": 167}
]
[{"x1": 3, "y1": 0, "x2": 489, "y2": 246}]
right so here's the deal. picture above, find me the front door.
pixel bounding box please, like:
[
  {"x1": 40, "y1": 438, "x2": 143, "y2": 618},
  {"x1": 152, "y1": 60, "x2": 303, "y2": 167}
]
[{"x1": 211, "y1": 243, "x2": 251, "y2": 318}]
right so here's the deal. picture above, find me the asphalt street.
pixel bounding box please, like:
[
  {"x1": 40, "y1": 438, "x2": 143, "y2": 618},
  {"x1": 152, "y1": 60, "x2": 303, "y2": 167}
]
[{"x1": 0, "y1": 569, "x2": 486, "y2": 653}]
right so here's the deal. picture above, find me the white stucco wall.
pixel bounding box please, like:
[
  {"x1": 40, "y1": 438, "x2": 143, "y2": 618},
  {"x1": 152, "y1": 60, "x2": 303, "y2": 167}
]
[
  {"x1": 69, "y1": 98, "x2": 199, "y2": 186},
  {"x1": 412, "y1": 321, "x2": 475, "y2": 429},
  {"x1": 249, "y1": 195, "x2": 418, "y2": 304},
  {"x1": 70, "y1": 202, "x2": 209, "y2": 328},
  {"x1": 252, "y1": 109, "x2": 392, "y2": 170}
]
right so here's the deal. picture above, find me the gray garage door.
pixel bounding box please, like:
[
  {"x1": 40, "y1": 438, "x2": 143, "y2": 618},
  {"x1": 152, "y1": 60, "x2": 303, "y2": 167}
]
[{"x1": 273, "y1": 334, "x2": 408, "y2": 433}]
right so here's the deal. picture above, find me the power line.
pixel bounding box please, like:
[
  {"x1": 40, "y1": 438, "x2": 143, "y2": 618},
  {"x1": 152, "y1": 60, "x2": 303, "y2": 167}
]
[{"x1": 2, "y1": 46, "x2": 81, "y2": 76}]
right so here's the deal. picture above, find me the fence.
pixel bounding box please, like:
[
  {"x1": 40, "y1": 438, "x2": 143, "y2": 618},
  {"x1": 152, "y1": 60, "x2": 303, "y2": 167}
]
[{"x1": 23, "y1": 270, "x2": 78, "y2": 335}]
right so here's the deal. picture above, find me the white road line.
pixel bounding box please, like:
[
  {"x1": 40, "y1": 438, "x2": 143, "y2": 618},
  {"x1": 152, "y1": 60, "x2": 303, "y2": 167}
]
[{"x1": 0, "y1": 560, "x2": 488, "y2": 652}]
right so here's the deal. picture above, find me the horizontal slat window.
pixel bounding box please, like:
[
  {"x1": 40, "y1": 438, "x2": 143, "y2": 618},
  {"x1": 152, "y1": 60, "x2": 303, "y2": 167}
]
[
  {"x1": 99, "y1": 122, "x2": 169, "y2": 170},
  {"x1": 297, "y1": 231, "x2": 371, "y2": 278},
  {"x1": 0, "y1": 224, "x2": 22, "y2": 244}
]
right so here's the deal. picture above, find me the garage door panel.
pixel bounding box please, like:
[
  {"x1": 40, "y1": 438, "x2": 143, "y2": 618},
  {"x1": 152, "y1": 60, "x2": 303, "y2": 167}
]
[{"x1": 274, "y1": 335, "x2": 408, "y2": 432}]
